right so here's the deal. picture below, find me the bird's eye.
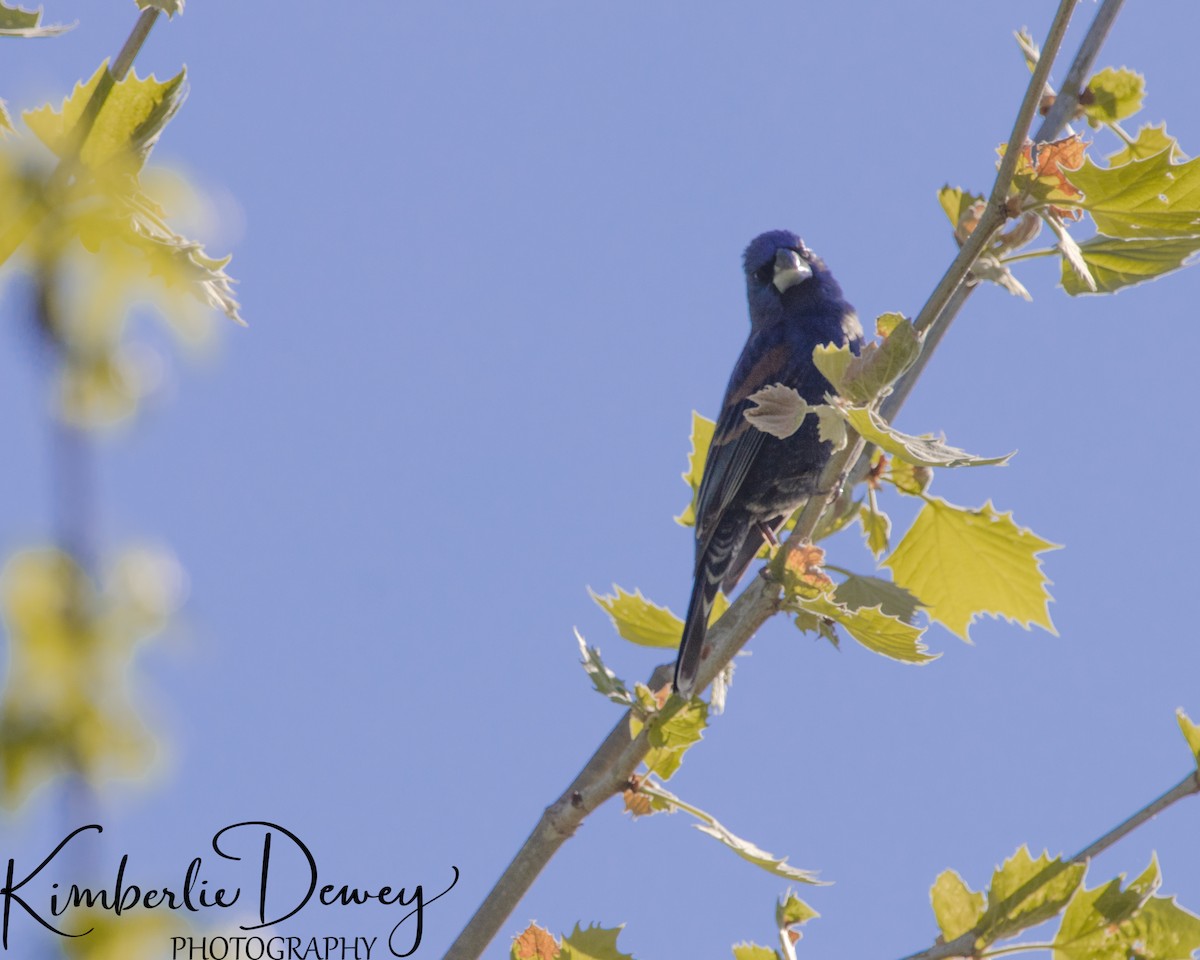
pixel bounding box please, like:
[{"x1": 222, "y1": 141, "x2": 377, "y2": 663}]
[{"x1": 753, "y1": 265, "x2": 773, "y2": 285}]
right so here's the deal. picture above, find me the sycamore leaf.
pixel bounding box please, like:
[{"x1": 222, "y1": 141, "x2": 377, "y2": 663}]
[
  {"x1": 1009, "y1": 136, "x2": 1087, "y2": 207},
  {"x1": 24, "y1": 62, "x2": 186, "y2": 175},
  {"x1": 732, "y1": 946, "x2": 778, "y2": 960},
  {"x1": 1014, "y1": 28, "x2": 1040, "y2": 71},
  {"x1": 859, "y1": 500, "x2": 891, "y2": 558},
  {"x1": 875, "y1": 311, "x2": 906, "y2": 338},
  {"x1": 590, "y1": 586, "x2": 680, "y2": 648},
  {"x1": 1043, "y1": 212, "x2": 1096, "y2": 292},
  {"x1": 639, "y1": 779, "x2": 823, "y2": 884},
  {"x1": 833, "y1": 574, "x2": 923, "y2": 624},
  {"x1": 972, "y1": 254, "x2": 1032, "y2": 300},
  {"x1": 744, "y1": 384, "x2": 810, "y2": 439},
  {"x1": 0, "y1": 0, "x2": 73, "y2": 36},
  {"x1": 889, "y1": 459, "x2": 933, "y2": 496},
  {"x1": 1053, "y1": 856, "x2": 1200, "y2": 960},
  {"x1": 560, "y1": 924, "x2": 632, "y2": 960},
  {"x1": 633, "y1": 698, "x2": 708, "y2": 781},
  {"x1": 1177, "y1": 709, "x2": 1200, "y2": 768},
  {"x1": 1108, "y1": 123, "x2": 1184, "y2": 167},
  {"x1": 812, "y1": 319, "x2": 922, "y2": 404},
  {"x1": 978, "y1": 846, "x2": 1085, "y2": 942},
  {"x1": 575, "y1": 630, "x2": 633, "y2": 708},
  {"x1": 938, "y1": 186, "x2": 984, "y2": 231},
  {"x1": 0, "y1": 99, "x2": 12, "y2": 136},
  {"x1": 1060, "y1": 234, "x2": 1200, "y2": 295},
  {"x1": 1082, "y1": 67, "x2": 1145, "y2": 127},
  {"x1": 836, "y1": 403, "x2": 1012, "y2": 468},
  {"x1": 931, "y1": 869, "x2": 985, "y2": 941},
  {"x1": 776, "y1": 892, "x2": 819, "y2": 930},
  {"x1": 883, "y1": 498, "x2": 1059, "y2": 641},
  {"x1": 1064, "y1": 151, "x2": 1200, "y2": 238},
  {"x1": 676, "y1": 411, "x2": 715, "y2": 526},
  {"x1": 136, "y1": 0, "x2": 185, "y2": 16},
  {"x1": 794, "y1": 594, "x2": 935, "y2": 664},
  {"x1": 513, "y1": 923, "x2": 560, "y2": 960}
]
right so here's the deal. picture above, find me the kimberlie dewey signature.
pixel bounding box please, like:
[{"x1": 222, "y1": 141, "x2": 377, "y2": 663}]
[{"x1": 0, "y1": 822, "x2": 459, "y2": 957}]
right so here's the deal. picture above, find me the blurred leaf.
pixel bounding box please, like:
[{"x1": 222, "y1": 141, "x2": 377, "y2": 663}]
[
  {"x1": 1014, "y1": 28, "x2": 1039, "y2": 71},
  {"x1": 889, "y1": 459, "x2": 933, "y2": 496},
  {"x1": 0, "y1": 0, "x2": 73, "y2": 36},
  {"x1": 560, "y1": 924, "x2": 633, "y2": 960},
  {"x1": 972, "y1": 254, "x2": 1032, "y2": 300},
  {"x1": 1177, "y1": 709, "x2": 1200, "y2": 768},
  {"x1": 24, "y1": 62, "x2": 185, "y2": 174},
  {"x1": 883, "y1": 498, "x2": 1059, "y2": 641},
  {"x1": 833, "y1": 574, "x2": 923, "y2": 624},
  {"x1": 1064, "y1": 151, "x2": 1200, "y2": 238},
  {"x1": 575, "y1": 630, "x2": 633, "y2": 708},
  {"x1": 1060, "y1": 234, "x2": 1200, "y2": 295},
  {"x1": 1044, "y1": 211, "x2": 1096, "y2": 292},
  {"x1": 938, "y1": 186, "x2": 984, "y2": 230},
  {"x1": 676, "y1": 411, "x2": 715, "y2": 526},
  {"x1": 732, "y1": 946, "x2": 778, "y2": 960},
  {"x1": 0, "y1": 99, "x2": 12, "y2": 136},
  {"x1": 1108, "y1": 123, "x2": 1184, "y2": 167},
  {"x1": 776, "y1": 892, "x2": 819, "y2": 929},
  {"x1": 136, "y1": 0, "x2": 185, "y2": 16},
  {"x1": 859, "y1": 499, "x2": 891, "y2": 558},
  {"x1": 932, "y1": 869, "x2": 985, "y2": 941},
  {"x1": 836, "y1": 403, "x2": 1012, "y2": 468},
  {"x1": 979, "y1": 846, "x2": 1085, "y2": 942},
  {"x1": 875, "y1": 311, "x2": 906, "y2": 337},
  {"x1": 61, "y1": 909, "x2": 185, "y2": 960},
  {"x1": 639, "y1": 779, "x2": 823, "y2": 884},
  {"x1": 512, "y1": 923, "x2": 560, "y2": 960},
  {"x1": 812, "y1": 318, "x2": 922, "y2": 404},
  {"x1": 1082, "y1": 67, "x2": 1145, "y2": 126}
]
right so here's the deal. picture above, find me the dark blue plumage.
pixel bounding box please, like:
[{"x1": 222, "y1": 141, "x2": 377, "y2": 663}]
[{"x1": 674, "y1": 230, "x2": 863, "y2": 697}]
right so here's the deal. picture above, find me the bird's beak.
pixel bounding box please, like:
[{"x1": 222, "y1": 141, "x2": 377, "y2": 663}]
[{"x1": 773, "y1": 248, "x2": 812, "y2": 293}]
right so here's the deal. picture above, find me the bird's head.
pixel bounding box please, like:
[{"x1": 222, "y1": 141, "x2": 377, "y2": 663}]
[{"x1": 741, "y1": 229, "x2": 845, "y2": 329}]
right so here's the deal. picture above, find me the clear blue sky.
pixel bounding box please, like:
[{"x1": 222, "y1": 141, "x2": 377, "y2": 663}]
[{"x1": 2, "y1": 2, "x2": 1199, "y2": 958}]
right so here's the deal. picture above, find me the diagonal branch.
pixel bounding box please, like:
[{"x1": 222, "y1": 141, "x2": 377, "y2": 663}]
[{"x1": 441, "y1": 4, "x2": 1118, "y2": 958}]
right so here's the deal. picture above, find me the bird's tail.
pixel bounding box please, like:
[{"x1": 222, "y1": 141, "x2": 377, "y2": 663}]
[{"x1": 674, "y1": 561, "x2": 723, "y2": 698}]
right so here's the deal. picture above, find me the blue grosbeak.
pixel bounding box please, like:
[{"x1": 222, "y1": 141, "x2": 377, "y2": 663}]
[{"x1": 674, "y1": 230, "x2": 863, "y2": 696}]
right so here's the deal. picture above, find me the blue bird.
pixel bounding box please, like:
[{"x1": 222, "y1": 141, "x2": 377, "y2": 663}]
[{"x1": 675, "y1": 230, "x2": 863, "y2": 697}]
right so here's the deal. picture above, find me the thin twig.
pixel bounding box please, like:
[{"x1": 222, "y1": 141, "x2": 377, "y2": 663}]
[{"x1": 443, "y1": 4, "x2": 1128, "y2": 957}]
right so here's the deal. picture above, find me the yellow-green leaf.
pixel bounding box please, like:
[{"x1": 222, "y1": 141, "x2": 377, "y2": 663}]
[
  {"x1": 560, "y1": 924, "x2": 632, "y2": 960},
  {"x1": 859, "y1": 499, "x2": 891, "y2": 558},
  {"x1": 676, "y1": 411, "x2": 715, "y2": 526},
  {"x1": 931, "y1": 869, "x2": 985, "y2": 941},
  {"x1": 0, "y1": 99, "x2": 12, "y2": 137},
  {"x1": 1060, "y1": 234, "x2": 1200, "y2": 295},
  {"x1": 833, "y1": 574, "x2": 922, "y2": 624},
  {"x1": 23, "y1": 62, "x2": 185, "y2": 174},
  {"x1": 1107, "y1": 123, "x2": 1183, "y2": 167},
  {"x1": 136, "y1": 0, "x2": 185, "y2": 17},
  {"x1": 979, "y1": 846, "x2": 1085, "y2": 942},
  {"x1": 1082, "y1": 67, "x2": 1145, "y2": 126},
  {"x1": 575, "y1": 630, "x2": 633, "y2": 708},
  {"x1": 1177, "y1": 709, "x2": 1200, "y2": 768},
  {"x1": 640, "y1": 699, "x2": 707, "y2": 780},
  {"x1": 838, "y1": 404, "x2": 1013, "y2": 468},
  {"x1": 939, "y1": 186, "x2": 984, "y2": 230},
  {"x1": 0, "y1": 0, "x2": 72, "y2": 36},
  {"x1": 883, "y1": 498, "x2": 1059, "y2": 641},
  {"x1": 796, "y1": 595, "x2": 935, "y2": 664},
  {"x1": 590, "y1": 585, "x2": 726, "y2": 649},
  {"x1": 1064, "y1": 151, "x2": 1200, "y2": 238},
  {"x1": 732, "y1": 945, "x2": 778, "y2": 960},
  {"x1": 812, "y1": 320, "x2": 922, "y2": 405}
]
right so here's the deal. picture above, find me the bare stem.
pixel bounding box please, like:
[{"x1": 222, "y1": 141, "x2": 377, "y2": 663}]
[{"x1": 442, "y1": 3, "x2": 1128, "y2": 957}]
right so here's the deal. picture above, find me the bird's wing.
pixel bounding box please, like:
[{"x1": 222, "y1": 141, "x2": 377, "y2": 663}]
[{"x1": 694, "y1": 340, "x2": 793, "y2": 561}]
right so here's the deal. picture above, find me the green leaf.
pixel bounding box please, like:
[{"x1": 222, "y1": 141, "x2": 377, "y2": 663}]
[
  {"x1": 1082, "y1": 67, "x2": 1145, "y2": 126},
  {"x1": 637, "y1": 698, "x2": 708, "y2": 781},
  {"x1": 795, "y1": 595, "x2": 935, "y2": 663},
  {"x1": 575, "y1": 630, "x2": 633, "y2": 708},
  {"x1": 590, "y1": 585, "x2": 681, "y2": 649},
  {"x1": 639, "y1": 779, "x2": 824, "y2": 884},
  {"x1": 1052, "y1": 855, "x2": 1200, "y2": 960},
  {"x1": 889, "y1": 459, "x2": 932, "y2": 496},
  {"x1": 939, "y1": 186, "x2": 984, "y2": 230},
  {"x1": 24, "y1": 62, "x2": 186, "y2": 174},
  {"x1": 136, "y1": 0, "x2": 185, "y2": 17},
  {"x1": 1177, "y1": 708, "x2": 1200, "y2": 768},
  {"x1": 875, "y1": 311, "x2": 906, "y2": 338},
  {"x1": 833, "y1": 574, "x2": 923, "y2": 624},
  {"x1": 1064, "y1": 151, "x2": 1200, "y2": 238},
  {"x1": 837, "y1": 403, "x2": 1013, "y2": 468},
  {"x1": 0, "y1": 99, "x2": 12, "y2": 136},
  {"x1": 978, "y1": 846, "x2": 1085, "y2": 943},
  {"x1": 1060, "y1": 234, "x2": 1200, "y2": 295},
  {"x1": 883, "y1": 498, "x2": 1059, "y2": 641},
  {"x1": 813, "y1": 319, "x2": 923, "y2": 404},
  {"x1": 560, "y1": 924, "x2": 632, "y2": 960},
  {"x1": 732, "y1": 946, "x2": 778, "y2": 960},
  {"x1": 1044, "y1": 211, "x2": 1096, "y2": 292},
  {"x1": 776, "y1": 892, "x2": 819, "y2": 929},
  {"x1": 676, "y1": 411, "x2": 715, "y2": 526},
  {"x1": 931, "y1": 869, "x2": 985, "y2": 941},
  {"x1": 0, "y1": 0, "x2": 72, "y2": 36},
  {"x1": 1108, "y1": 123, "x2": 1184, "y2": 167},
  {"x1": 859, "y1": 498, "x2": 891, "y2": 558}
]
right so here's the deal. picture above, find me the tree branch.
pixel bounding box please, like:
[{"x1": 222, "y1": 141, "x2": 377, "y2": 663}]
[{"x1": 441, "y1": 3, "x2": 1121, "y2": 957}]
